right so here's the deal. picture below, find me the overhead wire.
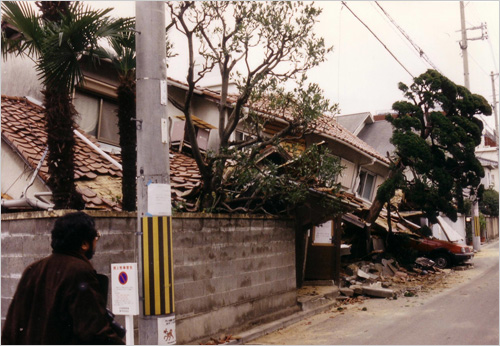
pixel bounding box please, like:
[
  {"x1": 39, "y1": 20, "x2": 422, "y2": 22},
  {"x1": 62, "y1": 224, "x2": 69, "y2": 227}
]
[
  {"x1": 341, "y1": 1, "x2": 414, "y2": 79},
  {"x1": 370, "y1": 2, "x2": 424, "y2": 67},
  {"x1": 337, "y1": 5, "x2": 343, "y2": 105},
  {"x1": 374, "y1": 2, "x2": 441, "y2": 73}
]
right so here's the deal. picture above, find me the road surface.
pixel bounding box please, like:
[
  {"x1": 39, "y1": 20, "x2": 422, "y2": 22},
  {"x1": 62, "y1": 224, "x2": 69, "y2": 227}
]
[{"x1": 249, "y1": 240, "x2": 499, "y2": 345}]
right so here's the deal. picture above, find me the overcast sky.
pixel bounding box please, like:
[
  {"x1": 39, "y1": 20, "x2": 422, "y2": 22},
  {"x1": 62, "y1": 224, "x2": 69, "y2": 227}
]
[{"x1": 88, "y1": 1, "x2": 499, "y2": 132}]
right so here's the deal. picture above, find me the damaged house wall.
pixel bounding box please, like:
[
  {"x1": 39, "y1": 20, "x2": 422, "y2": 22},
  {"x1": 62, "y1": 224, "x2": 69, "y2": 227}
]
[{"x1": 1, "y1": 211, "x2": 297, "y2": 344}]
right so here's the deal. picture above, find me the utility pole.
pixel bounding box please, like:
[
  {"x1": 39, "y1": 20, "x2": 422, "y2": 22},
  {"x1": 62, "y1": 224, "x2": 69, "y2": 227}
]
[
  {"x1": 459, "y1": 1, "x2": 488, "y2": 89},
  {"x1": 459, "y1": 1, "x2": 489, "y2": 252},
  {"x1": 136, "y1": 2, "x2": 174, "y2": 344},
  {"x1": 459, "y1": 1, "x2": 470, "y2": 89},
  {"x1": 490, "y1": 71, "x2": 499, "y2": 141}
]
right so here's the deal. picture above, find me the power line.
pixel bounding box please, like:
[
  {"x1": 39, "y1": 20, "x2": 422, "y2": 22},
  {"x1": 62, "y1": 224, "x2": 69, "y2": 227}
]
[
  {"x1": 341, "y1": 1, "x2": 414, "y2": 79},
  {"x1": 370, "y1": 3, "x2": 420, "y2": 63},
  {"x1": 374, "y1": 2, "x2": 441, "y2": 73}
]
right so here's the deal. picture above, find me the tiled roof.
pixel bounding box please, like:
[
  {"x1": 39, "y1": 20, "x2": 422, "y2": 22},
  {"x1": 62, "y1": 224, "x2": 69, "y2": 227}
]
[
  {"x1": 1, "y1": 95, "x2": 201, "y2": 211},
  {"x1": 314, "y1": 116, "x2": 389, "y2": 164},
  {"x1": 185, "y1": 84, "x2": 390, "y2": 165}
]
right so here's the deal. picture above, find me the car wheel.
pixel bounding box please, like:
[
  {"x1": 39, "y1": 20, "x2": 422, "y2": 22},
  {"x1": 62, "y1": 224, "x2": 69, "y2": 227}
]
[{"x1": 433, "y1": 254, "x2": 450, "y2": 269}]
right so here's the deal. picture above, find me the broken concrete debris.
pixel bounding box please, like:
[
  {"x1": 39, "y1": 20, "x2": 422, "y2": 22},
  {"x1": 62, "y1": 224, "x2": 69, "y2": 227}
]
[
  {"x1": 339, "y1": 256, "x2": 447, "y2": 300},
  {"x1": 415, "y1": 257, "x2": 436, "y2": 269},
  {"x1": 362, "y1": 285, "x2": 395, "y2": 298},
  {"x1": 201, "y1": 334, "x2": 241, "y2": 345}
]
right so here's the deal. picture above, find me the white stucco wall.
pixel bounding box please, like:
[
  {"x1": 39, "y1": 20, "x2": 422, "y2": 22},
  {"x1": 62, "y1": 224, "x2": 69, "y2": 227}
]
[
  {"x1": 476, "y1": 147, "x2": 499, "y2": 192},
  {"x1": 1, "y1": 140, "x2": 49, "y2": 200},
  {"x1": 431, "y1": 215, "x2": 466, "y2": 245},
  {"x1": 1, "y1": 56, "x2": 43, "y2": 100}
]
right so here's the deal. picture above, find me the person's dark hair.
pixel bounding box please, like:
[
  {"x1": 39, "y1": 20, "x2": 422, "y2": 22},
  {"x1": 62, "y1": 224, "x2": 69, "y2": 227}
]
[{"x1": 51, "y1": 212, "x2": 97, "y2": 253}]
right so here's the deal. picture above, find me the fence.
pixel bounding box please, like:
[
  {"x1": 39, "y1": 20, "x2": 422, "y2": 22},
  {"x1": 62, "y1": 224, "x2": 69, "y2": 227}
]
[{"x1": 1, "y1": 210, "x2": 298, "y2": 344}]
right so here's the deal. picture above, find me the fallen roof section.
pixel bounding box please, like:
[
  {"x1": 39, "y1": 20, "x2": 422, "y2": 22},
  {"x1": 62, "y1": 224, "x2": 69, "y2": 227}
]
[{"x1": 1, "y1": 95, "x2": 202, "y2": 211}]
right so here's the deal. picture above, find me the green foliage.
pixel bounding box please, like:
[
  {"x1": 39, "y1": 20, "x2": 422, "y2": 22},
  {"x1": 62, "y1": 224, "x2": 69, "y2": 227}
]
[
  {"x1": 214, "y1": 143, "x2": 343, "y2": 216},
  {"x1": 479, "y1": 213, "x2": 487, "y2": 231},
  {"x1": 1, "y1": 1, "x2": 132, "y2": 209},
  {"x1": 479, "y1": 188, "x2": 499, "y2": 216},
  {"x1": 2, "y1": 2, "x2": 132, "y2": 93},
  {"x1": 388, "y1": 70, "x2": 492, "y2": 223}
]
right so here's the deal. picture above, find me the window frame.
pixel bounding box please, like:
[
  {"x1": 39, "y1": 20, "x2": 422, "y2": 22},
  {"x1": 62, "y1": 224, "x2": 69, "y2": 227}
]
[
  {"x1": 357, "y1": 169, "x2": 377, "y2": 201},
  {"x1": 73, "y1": 85, "x2": 119, "y2": 146}
]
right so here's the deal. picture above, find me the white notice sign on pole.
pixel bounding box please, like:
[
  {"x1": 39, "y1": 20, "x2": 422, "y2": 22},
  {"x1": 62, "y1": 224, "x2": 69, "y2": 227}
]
[
  {"x1": 158, "y1": 314, "x2": 176, "y2": 345},
  {"x1": 111, "y1": 263, "x2": 139, "y2": 316},
  {"x1": 147, "y1": 183, "x2": 172, "y2": 216}
]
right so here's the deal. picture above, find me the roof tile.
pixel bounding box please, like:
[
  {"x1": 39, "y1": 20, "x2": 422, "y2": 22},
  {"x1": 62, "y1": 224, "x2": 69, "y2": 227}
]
[{"x1": 2, "y1": 95, "x2": 201, "y2": 211}]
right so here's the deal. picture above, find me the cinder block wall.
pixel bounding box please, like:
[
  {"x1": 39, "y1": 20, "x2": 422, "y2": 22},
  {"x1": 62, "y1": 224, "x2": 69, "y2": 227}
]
[
  {"x1": 1, "y1": 211, "x2": 297, "y2": 344},
  {"x1": 484, "y1": 216, "x2": 499, "y2": 240},
  {"x1": 172, "y1": 214, "x2": 297, "y2": 343},
  {"x1": 1, "y1": 210, "x2": 137, "y2": 331}
]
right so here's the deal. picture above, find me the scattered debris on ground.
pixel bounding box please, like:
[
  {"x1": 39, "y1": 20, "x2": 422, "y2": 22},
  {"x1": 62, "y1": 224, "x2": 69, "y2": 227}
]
[
  {"x1": 338, "y1": 256, "x2": 467, "y2": 300},
  {"x1": 201, "y1": 334, "x2": 241, "y2": 345},
  {"x1": 200, "y1": 256, "x2": 474, "y2": 345}
]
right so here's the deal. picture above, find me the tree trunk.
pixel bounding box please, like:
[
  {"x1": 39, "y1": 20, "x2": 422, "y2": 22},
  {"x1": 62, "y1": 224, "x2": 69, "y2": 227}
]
[
  {"x1": 43, "y1": 88, "x2": 84, "y2": 210},
  {"x1": 117, "y1": 74, "x2": 137, "y2": 211}
]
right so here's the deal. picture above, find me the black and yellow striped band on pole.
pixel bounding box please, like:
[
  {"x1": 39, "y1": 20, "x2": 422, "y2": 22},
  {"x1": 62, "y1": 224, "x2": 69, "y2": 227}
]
[
  {"x1": 141, "y1": 216, "x2": 175, "y2": 315},
  {"x1": 474, "y1": 216, "x2": 481, "y2": 237}
]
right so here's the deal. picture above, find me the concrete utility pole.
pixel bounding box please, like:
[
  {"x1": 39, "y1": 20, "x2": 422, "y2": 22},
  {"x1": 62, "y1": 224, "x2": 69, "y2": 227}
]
[
  {"x1": 490, "y1": 71, "x2": 499, "y2": 141},
  {"x1": 459, "y1": 1, "x2": 470, "y2": 89},
  {"x1": 459, "y1": 1, "x2": 489, "y2": 251},
  {"x1": 136, "y1": 2, "x2": 174, "y2": 344},
  {"x1": 459, "y1": 1, "x2": 488, "y2": 90}
]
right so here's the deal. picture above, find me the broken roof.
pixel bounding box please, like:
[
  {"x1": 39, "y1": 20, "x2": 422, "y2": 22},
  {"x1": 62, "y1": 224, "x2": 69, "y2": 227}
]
[{"x1": 1, "y1": 95, "x2": 201, "y2": 211}]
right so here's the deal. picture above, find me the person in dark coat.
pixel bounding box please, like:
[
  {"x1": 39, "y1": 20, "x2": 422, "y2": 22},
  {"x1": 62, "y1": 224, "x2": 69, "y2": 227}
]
[{"x1": 1, "y1": 212, "x2": 125, "y2": 345}]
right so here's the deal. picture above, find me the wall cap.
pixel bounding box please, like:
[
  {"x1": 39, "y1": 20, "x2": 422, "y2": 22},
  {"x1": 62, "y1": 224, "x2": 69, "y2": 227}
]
[{"x1": 1, "y1": 210, "x2": 293, "y2": 221}]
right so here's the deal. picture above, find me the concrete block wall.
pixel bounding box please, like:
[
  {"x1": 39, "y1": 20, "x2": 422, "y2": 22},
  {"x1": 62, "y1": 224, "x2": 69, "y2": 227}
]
[
  {"x1": 483, "y1": 216, "x2": 499, "y2": 241},
  {"x1": 172, "y1": 215, "x2": 297, "y2": 343},
  {"x1": 1, "y1": 210, "x2": 137, "y2": 329},
  {"x1": 1, "y1": 211, "x2": 297, "y2": 344}
]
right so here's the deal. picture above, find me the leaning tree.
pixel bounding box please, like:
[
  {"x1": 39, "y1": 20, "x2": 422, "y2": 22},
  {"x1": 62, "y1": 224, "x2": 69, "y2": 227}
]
[
  {"x1": 168, "y1": 1, "x2": 343, "y2": 215},
  {"x1": 1, "y1": 1, "x2": 132, "y2": 209},
  {"x1": 364, "y1": 69, "x2": 492, "y2": 249}
]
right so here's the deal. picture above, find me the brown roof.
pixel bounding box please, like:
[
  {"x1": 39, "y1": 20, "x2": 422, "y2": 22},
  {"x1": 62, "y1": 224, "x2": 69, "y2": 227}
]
[
  {"x1": 1, "y1": 95, "x2": 200, "y2": 211},
  {"x1": 314, "y1": 116, "x2": 389, "y2": 164},
  {"x1": 174, "y1": 81, "x2": 390, "y2": 165}
]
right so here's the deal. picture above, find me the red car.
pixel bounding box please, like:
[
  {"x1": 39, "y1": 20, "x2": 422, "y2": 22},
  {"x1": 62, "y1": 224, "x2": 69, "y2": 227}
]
[{"x1": 407, "y1": 234, "x2": 474, "y2": 268}]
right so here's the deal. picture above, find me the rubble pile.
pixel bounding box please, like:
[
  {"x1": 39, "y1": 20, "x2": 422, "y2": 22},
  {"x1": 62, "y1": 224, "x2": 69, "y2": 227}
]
[
  {"x1": 201, "y1": 334, "x2": 241, "y2": 345},
  {"x1": 339, "y1": 257, "x2": 448, "y2": 299}
]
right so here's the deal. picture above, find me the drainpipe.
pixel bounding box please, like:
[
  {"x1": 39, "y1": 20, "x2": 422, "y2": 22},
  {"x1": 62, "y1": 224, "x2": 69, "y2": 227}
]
[
  {"x1": 1, "y1": 197, "x2": 54, "y2": 210},
  {"x1": 21, "y1": 146, "x2": 49, "y2": 198},
  {"x1": 73, "y1": 129, "x2": 123, "y2": 170}
]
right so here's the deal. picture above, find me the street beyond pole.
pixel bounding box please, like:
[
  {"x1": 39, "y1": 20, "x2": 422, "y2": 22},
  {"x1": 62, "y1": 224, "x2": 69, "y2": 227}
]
[{"x1": 135, "y1": 2, "x2": 172, "y2": 344}]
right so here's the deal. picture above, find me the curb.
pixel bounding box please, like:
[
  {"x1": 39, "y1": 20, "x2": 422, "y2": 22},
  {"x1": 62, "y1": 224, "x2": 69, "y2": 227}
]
[{"x1": 230, "y1": 296, "x2": 339, "y2": 345}]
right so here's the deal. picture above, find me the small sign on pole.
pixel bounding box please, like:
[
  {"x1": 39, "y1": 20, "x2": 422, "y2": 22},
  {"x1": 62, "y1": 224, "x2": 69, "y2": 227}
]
[
  {"x1": 158, "y1": 314, "x2": 176, "y2": 345},
  {"x1": 111, "y1": 263, "x2": 140, "y2": 345}
]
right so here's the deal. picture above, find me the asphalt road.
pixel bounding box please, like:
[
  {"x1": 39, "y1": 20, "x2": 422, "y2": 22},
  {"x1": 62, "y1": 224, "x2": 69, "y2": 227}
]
[{"x1": 250, "y1": 240, "x2": 499, "y2": 345}]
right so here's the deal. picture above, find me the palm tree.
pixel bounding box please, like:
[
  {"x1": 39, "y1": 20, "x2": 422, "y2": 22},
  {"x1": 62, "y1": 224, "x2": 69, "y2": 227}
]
[
  {"x1": 1, "y1": 1, "x2": 132, "y2": 209},
  {"x1": 95, "y1": 32, "x2": 137, "y2": 211}
]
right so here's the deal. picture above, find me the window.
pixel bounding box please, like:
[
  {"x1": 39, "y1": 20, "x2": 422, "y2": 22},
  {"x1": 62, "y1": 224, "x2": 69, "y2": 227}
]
[
  {"x1": 234, "y1": 130, "x2": 256, "y2": 152},
  {"x1": 73, "y1": 90, "x2": 119, "y2": 145},
  {"x1": 357, "y1": 170, "x2": 376, "y2": 201},
  {"x1": 170, "y1": 115, "x2": 216, "y2": 152}
]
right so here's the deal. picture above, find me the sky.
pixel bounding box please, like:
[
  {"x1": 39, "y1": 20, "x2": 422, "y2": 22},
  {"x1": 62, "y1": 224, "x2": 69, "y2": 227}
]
[{"x1": 88, "y1": 1, "x2": 499, "y2": 133}]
